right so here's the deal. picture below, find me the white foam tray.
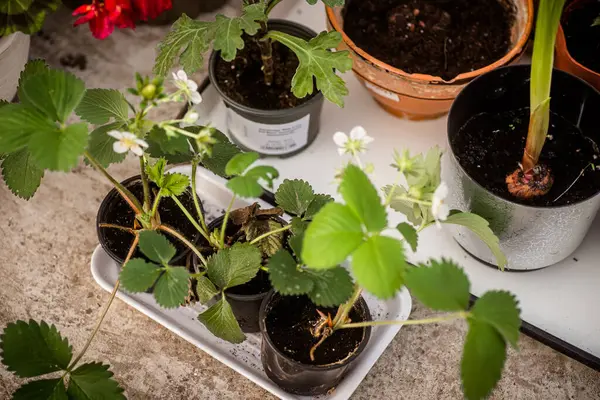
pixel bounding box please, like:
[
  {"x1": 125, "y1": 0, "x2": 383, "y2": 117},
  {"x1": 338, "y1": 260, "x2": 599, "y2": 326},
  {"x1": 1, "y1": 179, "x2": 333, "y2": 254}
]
[
  {"x1": 191, "y1": 0, "x2": 600, "y2": 364},
  {"x1": 91, "y1": 165, "x2": 412, "y2": 400}
]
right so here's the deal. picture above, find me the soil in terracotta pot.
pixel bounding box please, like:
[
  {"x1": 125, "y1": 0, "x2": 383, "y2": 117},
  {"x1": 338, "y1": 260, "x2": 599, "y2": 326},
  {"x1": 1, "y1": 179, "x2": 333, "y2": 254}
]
[
  {"x1": 214, "y1": 34, "x2": 316, "y2": 110},
  {"x1": 265, "y1": 295, "x2": 366, "y2": 365},
  {"x1": 563, "y1": 1, "x2": 600, "y2": 73},
  {"x1": 343, "y1": 0, "x2": 515, "y2": 80},
  {"x1": 452, "y1": 107, "x2": 600, "y2": 207},
  {"x1": 101, "y1": 181, "x2": 198, "y2": 260}
]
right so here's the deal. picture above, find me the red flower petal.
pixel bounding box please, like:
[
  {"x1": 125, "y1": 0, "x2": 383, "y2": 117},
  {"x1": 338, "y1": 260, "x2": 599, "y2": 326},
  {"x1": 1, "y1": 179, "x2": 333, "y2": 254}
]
[
  {"x1": 131, "y1": 0, "x2": 172, "y2": 21},
  {"x1": 90, "y1": 13, "x2": 115, "y2": 40},
  {"x1": 73, "y1": 11, "x2": 96, "y2": 26}
]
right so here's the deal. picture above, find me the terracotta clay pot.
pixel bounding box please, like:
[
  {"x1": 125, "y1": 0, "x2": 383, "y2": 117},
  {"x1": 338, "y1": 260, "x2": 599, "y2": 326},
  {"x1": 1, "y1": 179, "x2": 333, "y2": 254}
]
[
  {"x1": 326, "y1": 0, "x2": 534, "y2": 120},
  {"x1": 555, "y1": 0, "x2": 600, "y2": 92}
]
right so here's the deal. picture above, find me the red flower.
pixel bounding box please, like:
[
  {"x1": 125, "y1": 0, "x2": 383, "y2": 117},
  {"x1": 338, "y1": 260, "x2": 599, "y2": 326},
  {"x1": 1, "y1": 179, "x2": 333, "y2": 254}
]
[
  {"x1": 131, "y1": 0, "x2": 172, "y2": 21},
  {"x1": 73, "y1": 0, "x2": 135, "y2": 40}
]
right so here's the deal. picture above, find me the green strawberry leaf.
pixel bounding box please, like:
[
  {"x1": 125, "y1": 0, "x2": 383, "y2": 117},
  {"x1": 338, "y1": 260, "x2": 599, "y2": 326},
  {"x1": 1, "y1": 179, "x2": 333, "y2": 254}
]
[
  {"x1": 265, "y1": 30, "x2": 352, "y2": 107},
  {"x1": 19, "y1": 69, "x2": 85, "y2": 123},
  {"x1": 28, "y1": 122, "x2": 89, "y2": 172},
  {"x1": 291, "y1": 216, "x2": 309, "y2": 236},
  {"x1": 405, "y1": 259, "x2": 470, "y2": 311},
  {"x1": 352, "y1": 235, "x2": 406, "y2": 299},
  {"x1": 302, "y1": 203, "x2": 363, "y2": 268},
  {"x1": 153, "y1": 15, "x2": 217, "y2": 76},
  {"x1": 153, "y1": 266, "x2": 191, "y2": 308},
  {"x1": 12, "y1": 379, "x2": 67, "y2": 400},
  {"x1": 195, "y1": 276, "x2": 220, "y2": 304},
  {"x1": 306, "y1": 266, "x2": 353, "y2": 307},
  {"x1": 198, "y1": 297, "x2": 245, "y2": 344},
  {"x1": 339, "y1": 164, "x2": 387, "y2": 232},
  {"x1": 268, "y1": 249, "x2": 314, "y2": 296},
  {"x1": 75, "y1": 89, "x2": 129, "y2": 125},
  {"x1": 67, "y1": 362, "x2": 126, "y2": 400},
  {"x1": 471, "y1": 291, "x2": 521, "y2": 349},
  {"x1": 201, "y1": 134, "x2": 241, "y2": 178},
  {"x1": 138, "y1": 230, "x2": 176, "y2": 264},
  {"x1": 207, "y1": 243, "x2": 262, "y2": 289},
  {"x1": 1, "y1": 148, "x2": 44, "y2": 199},
  {"x1": 17, "y1": 60, "x2": 50, "y2": 100},
  {"x1": 275, "y1": 179, "x2": 315, "y2": 216},
  {"x1": 226, "y1": 176, "x2": 263, "y2": 198},
  {"x1": 443, "y1": 212, "x2": 507, "y2": 270},
  {"x1": 146, "y1": 158, "x2": 166, "y2": 186},
  {"x1": 161, "y1": 173, "x2": 190, "y2": 197},
  {"x1": 245, "y1": 165, "x2": 279, "y2": 190},
  {"x1": 461, "y1": 319, "x2": 506, "y2": 400},
  {"x1": 396, "y1": 222, "x2": 418, "y2": 252},
  {"x1": 0, "y1": 104, "x2": 57, "y2": 154},
  {"x1": 119, "y1": 258, "x2": 162, "y2": 293},
  {"x1": 225, "y1": 152, "x2": 259, "y2": 176},
  {"x1": 304, "y1": 193, "x2": 334, "y2": 220},
  {"x1": 288, "y1": 233, "x2": 304, "y2": 258},
  {"x1": 85, "y1": 122, "x2": 127, "y2": 168},
  {"x1": 0, "y1": 320, "x2": 72, "y2": 378}
]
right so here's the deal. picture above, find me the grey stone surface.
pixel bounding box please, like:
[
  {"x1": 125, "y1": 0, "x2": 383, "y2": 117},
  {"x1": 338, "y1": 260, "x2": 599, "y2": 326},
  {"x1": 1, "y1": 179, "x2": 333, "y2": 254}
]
[{"x1": 1, "y1": 4, "x2": 600, "y2": 400}]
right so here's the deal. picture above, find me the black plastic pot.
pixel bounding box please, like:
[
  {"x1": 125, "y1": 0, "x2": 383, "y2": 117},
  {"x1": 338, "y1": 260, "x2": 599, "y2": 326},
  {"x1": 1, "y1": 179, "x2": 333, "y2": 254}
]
[
  {"x1": 195, "y1": 214, "x2": 288, "y2": 333},
  {"x1": 446, "y1": 65, "x2": 600, "y2": 270},
  {"x1": 96, "y1": 175, "x2": 202, "y2": 265},
  {"x1": 208, "y1": 19, "x2": 325, "y2": 158},
  {"x1": 259, "y1": 292, "x2": 372, "y2": 396}
]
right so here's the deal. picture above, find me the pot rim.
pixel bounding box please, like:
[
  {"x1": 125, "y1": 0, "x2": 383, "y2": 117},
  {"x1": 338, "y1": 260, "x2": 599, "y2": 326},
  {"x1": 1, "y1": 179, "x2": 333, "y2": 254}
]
[
  {"x1": 325, "y1": 0, "x2": 534, "y2": 84},
  {"x1": 259, "y1": 290, "x2": 372, "y2": 371},
  {"x1": 0, "y1": 32, "x2": 20, "y2": 54},
  {"x1": 447, "y1": 63, "x2": 600, "y2": 211},
  {"x1": 555, "y1": 0, "x2": 600, "y2": 79},
  {"x1": 208, "y1": 19, "x2": 324, "y2": 116}
]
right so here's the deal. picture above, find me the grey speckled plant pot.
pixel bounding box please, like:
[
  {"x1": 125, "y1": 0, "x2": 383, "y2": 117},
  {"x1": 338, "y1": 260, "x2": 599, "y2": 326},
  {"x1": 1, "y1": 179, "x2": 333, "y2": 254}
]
[{"x1": 446, "y1": 65, "x2": 600, "y2": 271}]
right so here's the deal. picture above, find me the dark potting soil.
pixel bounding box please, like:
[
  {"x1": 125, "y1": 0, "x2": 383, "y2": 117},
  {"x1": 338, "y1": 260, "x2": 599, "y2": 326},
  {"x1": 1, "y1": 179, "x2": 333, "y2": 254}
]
[
  {"x1": 100, "y1": 181, "x2": 198, "y2": 260},
  {"x1": 343, "y1": 0, "x2": 515, "y2": 80},
  {"x1": 452, "y1": 107, "x2": 600, "y2": 207},
  {"x1": 563, "y1": 0, "x2": 600, "y2": 73},
  {"x1": 214, "y1": 33, "x2": 316, "y2": 110},
  {"x1": 265, "y1": 295, "x2": 366, "y2": 365}
]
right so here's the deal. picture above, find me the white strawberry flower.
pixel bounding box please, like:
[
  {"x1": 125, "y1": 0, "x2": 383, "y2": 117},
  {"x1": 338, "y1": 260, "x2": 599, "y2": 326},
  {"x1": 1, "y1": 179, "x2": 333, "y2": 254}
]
[
  {"x1": 182, "y1": 111, "x2": 199, "y2": 125},
  {"x1": 107, "y1": 130, "x2": 148, "y2": 157},
  {"x1": 172, "y1": 70, "x2": 202, "y2": 104},
  {"x1": 431, "y1": 182, "x2": 450, "y2": 227},
  {"x1": 333, "y1": 126, "x2": 374, "y2": 156}
]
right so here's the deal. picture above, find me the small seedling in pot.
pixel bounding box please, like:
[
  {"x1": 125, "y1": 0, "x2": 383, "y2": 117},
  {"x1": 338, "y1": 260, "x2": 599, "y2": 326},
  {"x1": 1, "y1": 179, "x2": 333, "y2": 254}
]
[
  {"x1": 263, "y1": 126, "x2": 519, "y2": 399},
  {"x1": 506, "y1": 0, "x2": 567, "y2": 199},
  {"x1": 153, "y1": 0, "x2": 352, "y2": 107}
]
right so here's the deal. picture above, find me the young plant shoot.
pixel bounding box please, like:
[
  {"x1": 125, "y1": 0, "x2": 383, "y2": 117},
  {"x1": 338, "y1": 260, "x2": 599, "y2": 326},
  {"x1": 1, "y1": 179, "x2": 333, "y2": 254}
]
[
  {"x1": 153, "y1": 0, "x2": 352, "y2": 107},
  {"x1": 507, "y1": 0, "x2": 567, "y2": 199}
]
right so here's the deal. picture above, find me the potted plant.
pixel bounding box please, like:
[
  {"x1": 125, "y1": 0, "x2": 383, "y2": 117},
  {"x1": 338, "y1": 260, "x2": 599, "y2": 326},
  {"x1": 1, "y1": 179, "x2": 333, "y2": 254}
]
[
  {"x1": 255, "y1": 127, "x2": 519, "y2": 398},
  {"x1": 555, "y1": 0, "x2": 600, "y2": 91},
  {"x1": 153, "y1": 0, "x2": 353, "y2": 157},
  {"x1": 325, "y1": 0, "x2": 534, "y2": 120},
  {"x1": 446, "y1": 0, "x2": 600, "y2": 270}
]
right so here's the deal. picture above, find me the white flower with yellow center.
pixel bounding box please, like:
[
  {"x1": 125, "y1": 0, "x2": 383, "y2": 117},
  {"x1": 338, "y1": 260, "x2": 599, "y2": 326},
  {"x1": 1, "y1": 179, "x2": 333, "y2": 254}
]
[
  {"x1": 172, "y1": 70, "x2": 202, "y2": 104},
  {"x1": 108, "y1": 130, "x2": 148, "y2": 157},
  {"x1": 333, "y1": 126, "x2": 374, "y2": 156},
  {"x1": 431, "y1": 182, "x2": 450, "y2": 227}
]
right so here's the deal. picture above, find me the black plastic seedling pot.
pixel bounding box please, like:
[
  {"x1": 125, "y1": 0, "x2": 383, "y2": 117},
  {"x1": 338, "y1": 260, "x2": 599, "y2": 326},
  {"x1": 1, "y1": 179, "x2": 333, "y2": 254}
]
[
  {"x1": 208, "y1": 19, "x2": 325, "y2": 158},
  {"x1": 446, "y1": 65, "x2": 600, "y2": 270},
  {"x1": 259, "y1": 292, "x2": 372, "y2": 396}
]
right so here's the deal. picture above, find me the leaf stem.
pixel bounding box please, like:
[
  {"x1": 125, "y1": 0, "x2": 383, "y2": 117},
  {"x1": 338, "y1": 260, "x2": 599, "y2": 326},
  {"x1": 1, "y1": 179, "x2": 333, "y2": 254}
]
[
  {"x1": 84, "y1": 151, "x2": 143, "y2": 214},
  {"x1": 338, "y1": 311, "x2": 470, "y2": 330},
  {"x1": 191, "y1": 160, "x2": 208, "y2": 233},
  {"x1": 159, "y1": 224, "x2": 208, "y2": 267},
  {"x1": 249, "y1": 224, "x2": 291, "y2": 245},
  {"x1": 98, "y1": 223, "x2": 137, "y2": 234},
  {"x1": 67, "y1": 234, "x2": 140, "y2": 371},
  {"x1": 220, "y1": 195, "x2": 237, "y2": 248},
  {"x1": 332, "y1": 284, "x2": 362, "y2": 329},
  {"x1": 140, "y1": 156, "x2": 151, "y2": 212},
  {"x1": 171, "y1": 194, "x2": 210, "y2": 242},
  {"x1": 395, "y1": 195, "x2": 432, "y2": 207},
  {"x1": 150, "y1": 190, "x2": 163, "y2": 218}
]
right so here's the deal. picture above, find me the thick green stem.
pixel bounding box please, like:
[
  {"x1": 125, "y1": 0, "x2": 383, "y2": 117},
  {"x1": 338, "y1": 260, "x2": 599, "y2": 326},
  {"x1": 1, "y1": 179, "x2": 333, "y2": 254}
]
[
  {"x1": 332, "y1": 284, "x2": 362, "y2": 329},
  {"x1": 84, "y1": 151, "x2": 143, "y2": 214},
  {"x1": 338, "y1": 311, "x2": 470, "y2": 330},
  {"x1": 140, "y1": 156, "x2": 151, "y2": 212},
  {"x1": 171, "y1": 195, "x2": 210, "y2": 242},
  {"x1": 249, "y1": 224, "x2": 291, "y2": 245},
  {"x1": 159, "y1": 224, "x2": 208, "y2": 266},
  {"x1": 220, "y1": 195, "x2": 237, "y2": 248},
  {"x1": 395, "y1": 195, "x2": 432, "y2": 207},
  {"x1": 191, "y1": 160, "x2": 208, "y2": 233},
  {"x1": 67, "y1": 235, "x2": 139, "y2": 371},
  {"x1": 150, "y1": 190, "x2": 163, "y2": 219}
]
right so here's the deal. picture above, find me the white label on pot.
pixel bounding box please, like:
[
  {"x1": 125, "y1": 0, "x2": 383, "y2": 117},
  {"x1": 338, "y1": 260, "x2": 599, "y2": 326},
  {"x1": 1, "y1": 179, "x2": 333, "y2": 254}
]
[
  {"x1": 226, "y1": 108, "x2": 310, "y2": 155},
  {"x1": 365, "y1": 82, "x2": 400, "y2": 102}
]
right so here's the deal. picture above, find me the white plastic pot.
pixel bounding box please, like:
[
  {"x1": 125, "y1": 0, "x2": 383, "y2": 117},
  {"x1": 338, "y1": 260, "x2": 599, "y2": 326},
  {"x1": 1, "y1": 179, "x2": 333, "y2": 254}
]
[{"x1": 0, "y1": 33, "x2": 30, "y2": 101}]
